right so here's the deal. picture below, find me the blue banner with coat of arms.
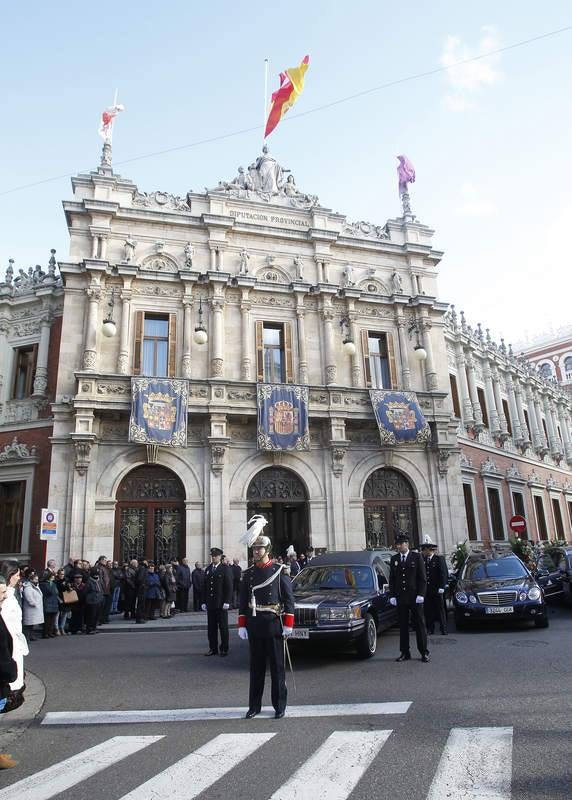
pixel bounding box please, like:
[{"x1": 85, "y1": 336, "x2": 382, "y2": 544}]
[
  {"x1": 129, "y1": 378, "x2": 188, "y2": 447},
  {"x1": 369, "y1": 390, "x2": 431, "y2": 446},
  {"x1": 257, "y1": 384, "x2": 310, "y2": 451}
]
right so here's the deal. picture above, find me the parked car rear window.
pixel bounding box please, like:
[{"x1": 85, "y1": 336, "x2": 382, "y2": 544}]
[
  {"x1": 463, "y1": 559, "x2": 528, "y2": 581},
  {"x1": 293, "y1": 566, "x2": 374, "y2": 592}
]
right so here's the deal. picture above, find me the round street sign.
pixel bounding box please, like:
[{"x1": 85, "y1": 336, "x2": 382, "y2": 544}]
[{"x1": 509, "y1": 515, "x2": 526, "y2": 534}]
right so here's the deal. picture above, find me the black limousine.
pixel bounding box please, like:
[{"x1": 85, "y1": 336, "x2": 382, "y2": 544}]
[{"x1": 290, "y1": 550, "x2": 397, "y2": 658}]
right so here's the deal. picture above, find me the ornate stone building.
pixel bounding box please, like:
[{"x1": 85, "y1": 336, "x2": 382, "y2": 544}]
[
  {"x1": 39, "y1": 146, "x2": 462, "y2": 566},
  {"x1": 0, "y1": 252, "x2": 63, "y2": 562},
  {"x1": 444, "y1": 309, "x2": 572, "y2": 545},
  {"x1": 516, "y1": 325, "x2": 572, "y2": 396}
]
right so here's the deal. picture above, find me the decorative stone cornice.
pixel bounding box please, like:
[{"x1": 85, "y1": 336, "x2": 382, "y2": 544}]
[
  {"x1": 0, "y1": 437, "x2": 38, "y2": 463},
  {"x1": 527, "y1": 469, "x2": 545, "y2": 488},
  {"x1": 480, "y1": 456, "x2": 502, "y2": 477},
  {"x1": 506, "y1": 462, "x2": 525, "y2": 483}
]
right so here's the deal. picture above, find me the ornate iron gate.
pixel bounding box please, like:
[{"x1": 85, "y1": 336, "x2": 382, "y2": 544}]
[
  {"x1": 115, "y1": 466, "x2": 185, "y2": 563},
  {"x1": 246, "y1": 468, "x2": 309, "y2": 558}
]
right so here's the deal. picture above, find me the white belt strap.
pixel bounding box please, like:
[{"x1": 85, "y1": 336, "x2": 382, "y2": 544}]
[{"x1": 251, "y1": 564, "x2": 284, "y2": 617}]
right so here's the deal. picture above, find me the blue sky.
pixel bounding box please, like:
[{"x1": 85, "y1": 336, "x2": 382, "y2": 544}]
[{"x1": 1, "y1": 1, "x2": 571, "y2": 344}]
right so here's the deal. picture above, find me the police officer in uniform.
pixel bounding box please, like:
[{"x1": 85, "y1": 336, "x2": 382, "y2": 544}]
[
  {"x1": 238, "y1": 530, "x2": 295, "y2": 719},
  {"x1": 421, "y1": 541, "x2": 449, "y2": 635},
  {"x1": 202, "y1": 547, "x2": 233, "y2": 656},
  {"x1": 389, "y1": 533, "x2": 430, "y2": 662}
]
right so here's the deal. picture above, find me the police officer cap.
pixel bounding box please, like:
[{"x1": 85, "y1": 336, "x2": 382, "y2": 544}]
[
  {"x1": 395, "y1": 533, "x2": 410, "y2": 544},
  {"x1": 210, "y1": 547, "x2": 223, "y2": 556}
]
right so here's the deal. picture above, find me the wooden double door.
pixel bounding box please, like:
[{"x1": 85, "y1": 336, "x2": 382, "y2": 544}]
[{"x1": 115, "y1": 466, "x2": 185, "y2": 564}]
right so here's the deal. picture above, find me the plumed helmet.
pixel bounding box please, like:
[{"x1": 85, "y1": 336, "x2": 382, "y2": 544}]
[
  {"x1": 241, "y1": 514, "x2": 270, "y2": 548},
  {"x1": 251, "y1": 534, "x2": 272, "y2": 550}
]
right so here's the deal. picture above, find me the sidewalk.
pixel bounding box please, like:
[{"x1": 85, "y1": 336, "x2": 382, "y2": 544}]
[
  {"x1": 101, "y1": 609, "x2": 239, "y2": 632},
  {"x1": 0, "y1": 671, "x2": 45, "y2": 749}
]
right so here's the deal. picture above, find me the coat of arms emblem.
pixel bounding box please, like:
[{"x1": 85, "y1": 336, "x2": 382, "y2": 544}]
[
  {"x1": 143, "y1": 392, "x2": 177, "y2": 431},
  {"x1": 385, "y1": 401, "x2": 417, "y2": 432},
  {"x1": 271, "y1": 400, "x2": 297, "y2": 435}
]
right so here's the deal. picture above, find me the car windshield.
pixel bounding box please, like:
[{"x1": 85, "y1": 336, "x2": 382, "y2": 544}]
[
  {"x1": 463, "y1": 558, "x2": 528, "y2": 581},
  {"x1": 293, "y1": 566, "x2": 374, "y2": 592}
]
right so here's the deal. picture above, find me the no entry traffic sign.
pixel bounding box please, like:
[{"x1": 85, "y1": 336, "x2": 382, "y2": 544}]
[{"x1": 509, "y1": 514, "x2": 526, "y2": 534}]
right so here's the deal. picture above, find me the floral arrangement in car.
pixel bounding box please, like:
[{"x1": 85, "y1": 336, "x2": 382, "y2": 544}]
[
  {"x1": 509, "y1": 536, "x2": 536, "y2": 571},
  {"x1": 450, "y1": 540, "x2": 468, "y2": 574}
]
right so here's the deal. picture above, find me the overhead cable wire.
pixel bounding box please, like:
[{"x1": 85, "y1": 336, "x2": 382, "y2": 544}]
[{"x1": 1, "y1": 24, "x2": 571, "y2": 198}]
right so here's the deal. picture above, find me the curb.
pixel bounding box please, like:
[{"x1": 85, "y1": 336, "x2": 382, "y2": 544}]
[
  {"x1": 100, "y1": 623, "x2": 239, "y2": 633},
  {"x1": 0, "y1": 671, "x2": 45, "y2": 750}
]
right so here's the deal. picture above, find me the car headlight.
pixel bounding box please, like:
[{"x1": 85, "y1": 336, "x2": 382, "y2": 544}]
[
  {"x1": 519, "y1": 592, "x2": 527, "y2": 602},
  {"x1": 528, "y1": 587, "x2": 541, "y2": 601},
  {"x1": 455, "y1": 591, "x2": 468, "y2": 604},
  {"x1": 318, "y1": 607, "x2": 362, "y2": 621},
  {"x1": 468, "y1": 594, "x2": 477, "y2": 604}
]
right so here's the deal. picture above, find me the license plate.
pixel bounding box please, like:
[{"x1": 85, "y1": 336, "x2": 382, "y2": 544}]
[
  {"x1": 485, "y1": 606, "x2": 514, "y2": 614},
  {"x1": 290, "y1": 628, "x2": 309, "y2": 639}
]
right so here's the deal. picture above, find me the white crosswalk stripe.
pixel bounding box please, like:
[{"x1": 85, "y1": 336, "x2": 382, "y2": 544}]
[
  {"x1": 268, "y1": 730, "x2": 393, "y2": 800},
  {"x1": 0, "y1": 736, "x2": 163, "y2": 800},
  {"x1": 41, "y1": 701, "x2": 411, "y2": 726},
  {"x1": 0, "y1": 726, "x2": 515, "y2": 799},
  {"x1": 118, "y1": 733, "x2": 276, "y2": 800},
  {"x1": 426, "y1": 727, "x2": 513, "y2": 800}
]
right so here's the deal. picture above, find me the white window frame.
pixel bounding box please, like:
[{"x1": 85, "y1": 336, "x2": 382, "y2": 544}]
[
  {"x1": 483, "y1": 477, "x2": 508, "y2": 542},
  {"x1": 531, "y1": 490, "x2": 549, "y2": 542},
  {"x1": 548, "y1": 491, "x2": 565, "y2": 540}
]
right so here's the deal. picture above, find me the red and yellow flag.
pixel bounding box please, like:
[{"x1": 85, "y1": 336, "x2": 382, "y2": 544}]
[{"x1": 264, "y1": 55, "x2": 310, "y2": 138}]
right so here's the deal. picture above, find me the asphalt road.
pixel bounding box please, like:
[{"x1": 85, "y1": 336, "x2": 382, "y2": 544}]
[{"x1": 1, "y1": 603, "x2": 571, "y2": 799}]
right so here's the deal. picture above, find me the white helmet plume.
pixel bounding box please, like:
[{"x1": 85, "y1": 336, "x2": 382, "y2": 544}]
[
  {"x1": 242, "y1": 514, "x2": 269, "y2": 547},
  {"x1": 286, "y1": 545, "x2": 296, "y2": 558}
]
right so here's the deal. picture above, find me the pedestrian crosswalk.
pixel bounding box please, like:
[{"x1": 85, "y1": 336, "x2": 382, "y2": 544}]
[{"x1": 0, "y1": 727, "x2": 515, "y2": 800}]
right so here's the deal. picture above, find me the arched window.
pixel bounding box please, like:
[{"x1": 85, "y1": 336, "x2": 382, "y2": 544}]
[
  {"x1": 563, "y1": 355, "x2": 572, "y2": 380},
  {"x1": 539, "y1": 362, "x2": 553, "y2": 379}
]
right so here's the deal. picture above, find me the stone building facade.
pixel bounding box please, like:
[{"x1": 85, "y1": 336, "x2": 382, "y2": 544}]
[
  {"x1": 444, "y1": 309, "x2": 572, "y2": 545},
  {"x1": 42, "y1": 147, "x2": 463, "y2": 566},
  {"x1": 0, "y1": 252, "x2": 63, "y2": 563},
  {"x1": 516, "y1": 325, "x2": 572, "y2": 396}
]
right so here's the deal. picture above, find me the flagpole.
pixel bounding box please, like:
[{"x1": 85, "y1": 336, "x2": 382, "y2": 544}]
[{"x1": 263, "y1": 58, "x2": 269, "y2": 143}]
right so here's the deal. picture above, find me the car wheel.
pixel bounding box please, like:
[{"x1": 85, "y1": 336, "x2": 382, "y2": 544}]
[
  {"x1": 356, "y1": 613, "x2": 377, "y2": 659},
  {"x1": 534, "y1": 616, "x2": 549, "y2": 628}
]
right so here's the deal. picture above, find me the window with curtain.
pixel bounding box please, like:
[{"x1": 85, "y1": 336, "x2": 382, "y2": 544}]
[
  {"x1": 477, "y1": 387, "x2": 489, "y2": 428},
  {"x1": 142, "y1": 316, "x2": 169, "y2": 376},
  {"x1": 368, "y1": 333, "x2": 391, "y2": 389},
  {"x1": 450, "y1": 374, "x2": 461, "y2": 418},
  {"x1": 552, "y1": 498, "x2": 564, "y2": 539},
  {"x1": 12, "y1": 345, "x2": 37, "y2": 399},
  {"x1": 534, "y1": 495, "x2": 548, "y2": 541},
  {"x1": 502, "y1": 399, "x2": 512, "y2": 435}
]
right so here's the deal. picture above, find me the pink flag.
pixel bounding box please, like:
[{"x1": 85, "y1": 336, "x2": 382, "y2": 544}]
[
  {"x1": 397, "y1": 155, "x2": 415, "y2": 195},
  {"x1": 98, "y1": 104, "x2": 124, "y2": 142}
]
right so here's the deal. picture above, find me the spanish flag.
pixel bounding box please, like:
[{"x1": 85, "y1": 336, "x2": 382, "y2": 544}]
[{"x1": 264, "y1": 55, "x2": 310, "y2": 138}]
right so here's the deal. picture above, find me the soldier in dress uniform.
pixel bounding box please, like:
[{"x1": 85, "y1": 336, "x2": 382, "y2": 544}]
[
  {"x1": 389, "y1": 533, "x2": 430, "y2": 662},
  {"x1": 201, "y1": 547, "x2": 233, "y2": 657},
  {"x1": 421, "y1": 541, "x2": 449, "y2": 635},
  {"x1": 238, "y1": 519, "x2": 295, "y2": 720}
]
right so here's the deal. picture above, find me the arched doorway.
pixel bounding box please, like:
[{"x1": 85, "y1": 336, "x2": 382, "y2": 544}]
[
  {"x1": 363, "y1": 468, "x2": 418, "y2": 549},
  {"x1": 115, "y1": 465, "x2": 186, "y2": 564},
  {"x1": 246, "y1": 467, "x2": 309, "y2": 558}
]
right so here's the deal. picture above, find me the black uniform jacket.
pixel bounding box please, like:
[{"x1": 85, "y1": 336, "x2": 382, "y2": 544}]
[
  {"x1": 425, "y1": 554, "x2": 448, "y2": 592},
  {"x1": 389, "y1": 550, "x2": 427, "y2": 605},
  {"x1": 203, "y1": 563, "x2": 233, "y2": 610},
  {"x1": 239, "y1": 563, "x2": 295, "y2": 638}
]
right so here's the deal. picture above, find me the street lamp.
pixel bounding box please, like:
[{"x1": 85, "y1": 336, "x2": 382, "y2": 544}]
[
  {"x1": 101, "y1": 291, "x2": 117, "y2": 338},
  {"x1": 408, "y1": 317, "x2": 427, "y2": 362},
  {"x1": 193, "y1": 297, "x2": 208, "y2": 345},
  {"x1": 340, "y1": 317, "x2": 356, "y2": 356}
]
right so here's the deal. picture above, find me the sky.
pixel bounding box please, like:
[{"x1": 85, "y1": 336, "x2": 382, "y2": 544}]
[{"x1": 1, "y1": 1, "x2": 571, "y2": 347}]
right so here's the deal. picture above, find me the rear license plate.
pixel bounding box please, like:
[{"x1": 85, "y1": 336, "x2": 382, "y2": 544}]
[
  {"x1": 485, "y1": 606, "x2": 514, "y2": 614},
  {"x1": 290, "y1": 628, "x2": 309, "y2": 639}
]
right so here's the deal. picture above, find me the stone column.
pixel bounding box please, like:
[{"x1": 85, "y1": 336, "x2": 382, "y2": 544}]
[
  {"x1": 532, "y1": 387, "x2": 548, "y2": 453},
  {"x1": 556, "y1": 400, "x2": 572, "y2": 463},
  {"x1": 420, "y1": 315, "x2": 437, "y2": 391},
  {"x1": 348, "y1": 314, "x2": 361, "y2": 388},
  {"x1": 490, "y1": 364, "x2": 508, "y2": 437},
  {"x1": 117, "y1": 290, "x2": 132, "y2": 375},
  {"x1": 465, "y1": 352, "x2": 484, "y2": 430},
  {"x1": 455, "y1": 342, "x2": 474, "y2": 427},
  {"x1": 32, "y1": 313, "x2": 52, "y2": 396},
  {"x1": 525, "y1": 383, "x2": 543, "y2": 451},
  {"x1": 182, "y1": 297, "x2": 193, "y2": 378},
  {"x1": 217, "y1": 248, "x2": 224, "y2": 271},
  {"x1": 210, "y1": 297, "x2": 224, "y2": 378},
  {"x1": 483, "y1": 359, "x2": 500, "y2": 434},
  {"x1": 314, "y1": 257, "x2": 324, "y2": 284},
  {"x1": 240, "y1": 294, "x2": 252, "y2": 381},
  {"x1": 513, "y1": 377, "x2": 530, "y2": 446},
  {"x1": 99, "y1": 235, "x2": 108, "y2": 261},
  {"x1": 322, "y1": 306, "x2": 337, "y2": 385},
  {"x1": 296, "y1": 305, "x2": 308, "y2": 385},
  {"x1": 91, "y1": 235, "x2": 99, "y2": 259},
  {"x1": 82, "y1": 287, "x2": 101, "y2": 371},
  {"x1": 395, "y1": 306, "x2": 411, "y2": 391},
  {"x1": 209, "y1": 247, "x2": 217, "y2": 272},
  {"x1": 543, "y1": 394, "x2": 561, "y2": 458},
  {"x1": 504, "y1": 371, "x2": 523, "y2": 442}
]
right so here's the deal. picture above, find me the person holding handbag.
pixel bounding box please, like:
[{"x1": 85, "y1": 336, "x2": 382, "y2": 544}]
[
  {"x1": 0, "y1": 581, "x2": 19, "y2": 769},
  {"x1": 22, "y1": 569, "x2": 44, "y2": 642}
]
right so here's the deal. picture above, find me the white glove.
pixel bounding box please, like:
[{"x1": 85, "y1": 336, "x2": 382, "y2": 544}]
[
  {"x1": 282, "y1": 627, "x2": 293, "y2": 638},
  {"x1": 238, "y1": 627, "x2": 248, "y2": 640},
  {"x1": 389, "y1": 597, "x2": 397, "y2": 606},
  {"x1": 201, "y1": 603, "x2": 207, "y2": 611},
  {"x1": 222, "y1": 603, "x2": 230, "y2": 610},
  {"x1": 438, "y1": 588, "x2": 445, "y2": 595},
  {"x1": 415, "y1": 595, "x2": 424, "y2": 604}
]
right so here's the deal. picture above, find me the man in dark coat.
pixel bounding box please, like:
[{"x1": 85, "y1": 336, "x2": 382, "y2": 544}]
[
  {"x1": 201, "y1": 548, "x2": 233, "y2": 656},
  {"x1": 231, "y1": 558, "x2": 242, "y2": 609},
  {"x1": 175, "y1": 558, "x2": 191, "y2": 612},
  {"x1": 191, "y1": 562, "x2": 205, "y2": 612},
  {"x1": 239, "y1": 530, "x2": 295, "y2": 719},
  {"x1": 134, "y1": 560, "x2": 149, "y2": 624},
  {"x1": 389, "y1": 533, "x2": 429, "y2": 662},
  {"x1": 421, "y1": 542, "x2": 449, "y2": 635},
  {"x1": 96, "y1": 556, "x2": 112, "y2": 624}
]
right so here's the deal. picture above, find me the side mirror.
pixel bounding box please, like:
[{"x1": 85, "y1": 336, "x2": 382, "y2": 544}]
[{"x1": 535, "y1": 568, "x2": 549, "y2": 578}]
